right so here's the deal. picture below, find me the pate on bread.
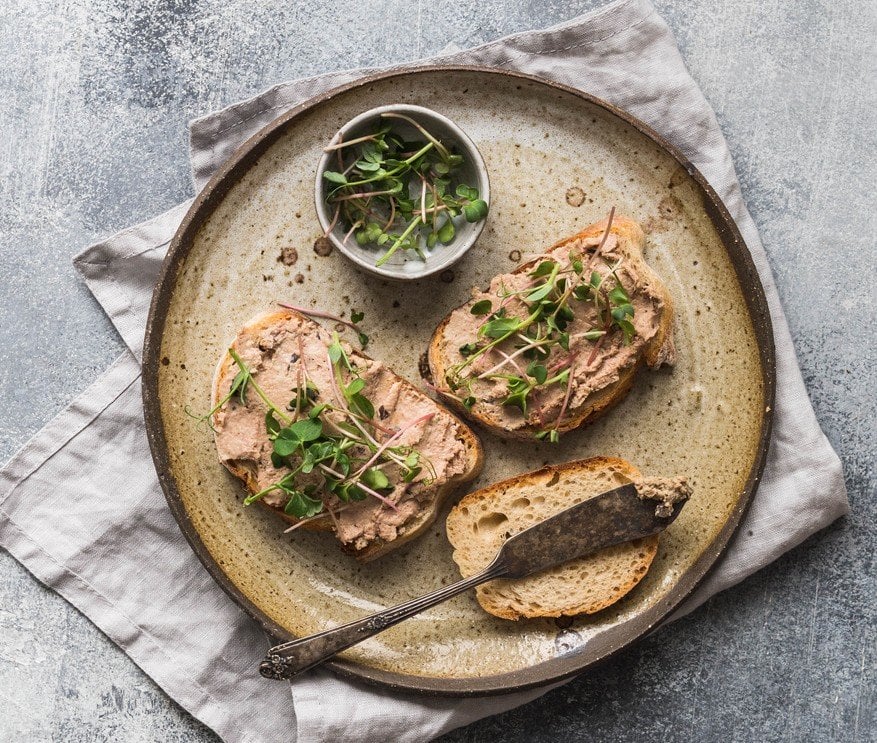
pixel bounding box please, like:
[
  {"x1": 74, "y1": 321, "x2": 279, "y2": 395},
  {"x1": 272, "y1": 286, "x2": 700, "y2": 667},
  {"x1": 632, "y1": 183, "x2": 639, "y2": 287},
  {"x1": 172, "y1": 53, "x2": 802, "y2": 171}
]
[
  {"x1": 211, "y1": 308, "x2": 483, "y2": 561},
  {"x1": 426, "y1": 214, "x2": 675, "y2": 440}
]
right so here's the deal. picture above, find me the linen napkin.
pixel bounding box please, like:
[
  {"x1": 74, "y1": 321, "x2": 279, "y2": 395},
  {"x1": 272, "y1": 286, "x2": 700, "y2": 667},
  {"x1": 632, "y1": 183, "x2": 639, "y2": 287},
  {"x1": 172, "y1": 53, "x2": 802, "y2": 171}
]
[{"x1": 0, "y1": 1, "x2": 848, "y2": 741}]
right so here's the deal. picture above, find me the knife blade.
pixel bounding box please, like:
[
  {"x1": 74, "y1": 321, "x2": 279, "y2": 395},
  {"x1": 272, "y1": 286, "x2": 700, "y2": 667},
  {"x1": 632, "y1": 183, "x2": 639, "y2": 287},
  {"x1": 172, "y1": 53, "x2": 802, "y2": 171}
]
[{"x1": 495, "y1": 483, "x2": 682, "y2": 578}]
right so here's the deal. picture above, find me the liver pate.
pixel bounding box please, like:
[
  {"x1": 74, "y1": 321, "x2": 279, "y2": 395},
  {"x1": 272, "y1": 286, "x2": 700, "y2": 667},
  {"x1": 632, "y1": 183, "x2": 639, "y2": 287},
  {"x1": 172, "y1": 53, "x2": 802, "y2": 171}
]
[
  {"x1": 436, "y1": 227, "x2": 674, "y2": 432},
  {"x1": 213, "y1": 313, "x2": 471, "y2": 552},
  {"x1": 634, "y1": 477, "x2": 692, "y2": 518}
]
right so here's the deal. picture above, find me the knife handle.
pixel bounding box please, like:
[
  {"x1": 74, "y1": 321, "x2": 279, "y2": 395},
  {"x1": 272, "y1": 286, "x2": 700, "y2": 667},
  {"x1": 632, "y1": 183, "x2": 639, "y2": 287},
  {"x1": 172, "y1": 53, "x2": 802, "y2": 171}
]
[{"x1": 259, "y1": 561, "x2": 506, "y2": 680}]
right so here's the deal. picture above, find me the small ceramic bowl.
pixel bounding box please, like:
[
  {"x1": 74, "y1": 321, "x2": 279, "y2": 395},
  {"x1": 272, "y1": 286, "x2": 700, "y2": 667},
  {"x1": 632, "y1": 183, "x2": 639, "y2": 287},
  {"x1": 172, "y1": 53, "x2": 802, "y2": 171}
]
[{"x1": 314, "y1": 104, "x2": 489, "y2": 281}]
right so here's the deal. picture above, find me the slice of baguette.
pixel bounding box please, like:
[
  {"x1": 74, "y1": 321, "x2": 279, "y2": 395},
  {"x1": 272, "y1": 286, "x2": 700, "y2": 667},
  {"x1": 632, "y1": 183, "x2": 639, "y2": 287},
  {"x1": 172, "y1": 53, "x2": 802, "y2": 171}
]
[
  {"x1": 446, "y1": 457, "x2": 685, "y2": 620},
  {"x1": 426, "y1": 216, "x2": 675, "y2": 440},
  {"x1": 211, "y1": 308, "x2": 483, "y2": 561}
]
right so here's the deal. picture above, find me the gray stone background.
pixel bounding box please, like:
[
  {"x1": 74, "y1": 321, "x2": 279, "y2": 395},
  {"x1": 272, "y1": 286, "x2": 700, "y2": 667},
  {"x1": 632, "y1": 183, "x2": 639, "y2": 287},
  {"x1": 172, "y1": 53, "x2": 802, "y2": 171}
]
[{"x1": 1, "y1": 0, "x2": 874, "y2": 740}]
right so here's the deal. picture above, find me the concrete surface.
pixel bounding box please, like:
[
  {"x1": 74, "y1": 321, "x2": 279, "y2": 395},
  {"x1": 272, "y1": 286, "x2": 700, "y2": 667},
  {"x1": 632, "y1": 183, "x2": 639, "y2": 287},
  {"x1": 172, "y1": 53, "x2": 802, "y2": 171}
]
[{"x1": 0, "y1": 0, "x2": 874, "y2": 740}]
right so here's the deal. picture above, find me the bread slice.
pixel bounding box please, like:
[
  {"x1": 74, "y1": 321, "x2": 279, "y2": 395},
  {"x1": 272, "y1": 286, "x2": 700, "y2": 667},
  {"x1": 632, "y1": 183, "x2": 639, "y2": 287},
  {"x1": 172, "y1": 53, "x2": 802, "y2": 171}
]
[
  {"x1": 426, "y1": 215, "x2": 675, "y2": 440},
  {"x1": 446, "y1": 457, "x2": 684, "y2": 620},
  {"x1": 211, "y1": 308, "x2": 483, "y2": 561}
]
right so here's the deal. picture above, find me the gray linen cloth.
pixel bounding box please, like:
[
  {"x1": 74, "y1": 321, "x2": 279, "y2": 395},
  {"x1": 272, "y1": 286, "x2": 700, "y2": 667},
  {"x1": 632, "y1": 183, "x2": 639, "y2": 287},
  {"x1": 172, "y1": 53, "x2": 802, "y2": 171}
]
[{"x1": 0, "y1": 1, "x2": 848, "y2": 741}]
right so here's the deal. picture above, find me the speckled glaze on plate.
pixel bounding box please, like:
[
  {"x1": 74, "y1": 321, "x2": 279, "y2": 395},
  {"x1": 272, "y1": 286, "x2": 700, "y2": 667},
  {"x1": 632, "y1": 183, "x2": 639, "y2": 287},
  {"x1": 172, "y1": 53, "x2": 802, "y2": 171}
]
[{"x1": 142, "y1": 67, "x2": 774, "y2": 696}]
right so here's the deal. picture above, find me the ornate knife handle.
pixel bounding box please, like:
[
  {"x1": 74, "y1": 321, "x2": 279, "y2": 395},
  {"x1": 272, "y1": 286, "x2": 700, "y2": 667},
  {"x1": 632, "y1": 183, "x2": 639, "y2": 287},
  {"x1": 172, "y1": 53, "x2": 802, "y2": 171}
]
[{"x1": 260, "y1": 562, "x2": 506, "y2": 680}]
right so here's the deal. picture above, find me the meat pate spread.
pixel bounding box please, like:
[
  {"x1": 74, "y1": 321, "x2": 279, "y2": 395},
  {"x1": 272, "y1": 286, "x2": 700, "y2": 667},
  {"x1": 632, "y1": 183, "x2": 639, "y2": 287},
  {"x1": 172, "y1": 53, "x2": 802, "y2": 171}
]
[
  {"x1": 634, "y1": 477, "x2": 692, "y2": 518},
  {"x1": 213, "y1": 314, "x2": 470, "y2": 551},
  {"x1": 437, "y1": 230, "x2": 673, "y2": 431}
]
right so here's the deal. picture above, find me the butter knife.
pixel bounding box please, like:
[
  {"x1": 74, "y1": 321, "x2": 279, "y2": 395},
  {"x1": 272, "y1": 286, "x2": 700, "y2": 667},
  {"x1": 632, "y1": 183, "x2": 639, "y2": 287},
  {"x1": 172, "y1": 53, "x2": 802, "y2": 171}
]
[{"x1": 259, "y1": 482, "x2": 685, "y2": 680}]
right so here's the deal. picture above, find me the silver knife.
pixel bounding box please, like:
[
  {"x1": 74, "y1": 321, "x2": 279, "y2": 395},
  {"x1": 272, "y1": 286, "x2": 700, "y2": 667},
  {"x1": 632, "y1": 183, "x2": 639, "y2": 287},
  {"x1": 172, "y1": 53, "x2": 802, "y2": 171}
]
[{"x1": 259, "y1": 482, "x2": 686, "y2": 680}]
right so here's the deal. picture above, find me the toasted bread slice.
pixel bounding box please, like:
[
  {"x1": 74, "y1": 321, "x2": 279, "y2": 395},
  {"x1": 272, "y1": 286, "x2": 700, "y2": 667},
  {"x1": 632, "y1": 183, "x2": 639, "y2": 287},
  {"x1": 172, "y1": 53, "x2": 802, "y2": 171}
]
[
  {"x1": 426, "y1": 216, "x2": 675, "y2": 440},
  {"x1": 446, "y1": 457, "x2": 690, "y2": 620},
  {"x1": 211, "y1": 308, "x2": 483, "y2": 561}
]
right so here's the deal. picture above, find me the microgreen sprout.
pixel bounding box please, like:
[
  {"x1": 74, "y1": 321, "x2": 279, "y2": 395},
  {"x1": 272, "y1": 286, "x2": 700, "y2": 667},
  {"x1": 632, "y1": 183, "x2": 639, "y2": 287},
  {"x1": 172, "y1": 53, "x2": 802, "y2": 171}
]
[{"x1": 322, "y1": 115, "x2": 488, "y2": 266}]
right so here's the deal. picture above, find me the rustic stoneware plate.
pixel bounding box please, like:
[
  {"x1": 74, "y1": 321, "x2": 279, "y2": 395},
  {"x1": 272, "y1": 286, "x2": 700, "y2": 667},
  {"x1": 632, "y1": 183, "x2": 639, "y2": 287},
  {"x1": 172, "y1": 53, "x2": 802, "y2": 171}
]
[{"x1": 143, "y1": 67, "x2": 775, "y2": 695}]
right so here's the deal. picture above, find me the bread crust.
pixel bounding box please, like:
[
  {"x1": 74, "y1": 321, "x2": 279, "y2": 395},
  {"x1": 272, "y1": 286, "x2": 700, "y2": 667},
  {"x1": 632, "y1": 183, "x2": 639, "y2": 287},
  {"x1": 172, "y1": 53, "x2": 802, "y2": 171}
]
[
  {"x1": 211, "y1": 308, "x2": 484, "y2": 561},
  {"x1": 426, "y1": 216, "x2": 675, "y2": 440},
  {"x1": 445, "y1": 456, "x2": 660, "y2": 619}
]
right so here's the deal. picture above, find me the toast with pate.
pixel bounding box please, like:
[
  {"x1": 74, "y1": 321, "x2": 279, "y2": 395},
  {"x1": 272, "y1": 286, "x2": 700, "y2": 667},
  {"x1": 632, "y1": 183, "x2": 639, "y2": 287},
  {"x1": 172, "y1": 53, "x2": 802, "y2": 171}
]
[
  {"x1": 211, "y1": 308, "x2": 483, "y2": 561},
  {"x1": 445, "y1": 457, "x2": 691, "y2": 619},
  {"x1": 426, "y1": 214, "x2": 675, "y2": 441}
]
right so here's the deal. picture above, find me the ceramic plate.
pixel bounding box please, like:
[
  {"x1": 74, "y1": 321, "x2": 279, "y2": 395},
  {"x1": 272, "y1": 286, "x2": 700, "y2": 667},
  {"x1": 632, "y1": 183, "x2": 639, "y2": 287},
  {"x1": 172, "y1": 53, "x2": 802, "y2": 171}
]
[{"x1": 143, "y1": 67, "x2": 774, "y2": 695}]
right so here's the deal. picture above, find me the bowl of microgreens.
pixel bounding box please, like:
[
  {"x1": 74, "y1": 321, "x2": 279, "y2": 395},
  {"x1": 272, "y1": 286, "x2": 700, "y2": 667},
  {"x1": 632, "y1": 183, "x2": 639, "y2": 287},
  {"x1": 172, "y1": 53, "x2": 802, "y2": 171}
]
[{"x1": 315, "y1": 104, "x2": 490, "y2": 280}]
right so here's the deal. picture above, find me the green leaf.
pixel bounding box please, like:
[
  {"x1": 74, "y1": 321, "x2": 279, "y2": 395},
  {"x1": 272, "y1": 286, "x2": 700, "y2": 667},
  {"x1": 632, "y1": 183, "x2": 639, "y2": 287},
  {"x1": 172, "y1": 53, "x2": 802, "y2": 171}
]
[
  {"x1": 357, "y1": 332, "x2": 369, "y2": 348},
  {"x1": 590, "y1": 272, "x2": 602, "y2": 289},
  {"x1": 455, "y1": 184, "x2": 477, "y2": 200},
  {"x1": 609, "y1": 284, "x2": 630, "y2": 305},
  {"x1": 527, "y1": 362, "x2": 548, "y2": 385},
  {"x1": 273, "y1": 436, "x2": 299, "y2": 457},
  {"x1": 274, "y1": 418, "x2": 323, "y2": 455},
  {"x1": 462, "y1": 396, "x2": 476, "y2": 410},
  {"x1": 572, "y1": 259, "x2": 584, "y2": 274},
  {"x1": 350, "y1": 392, "x2": 374, "y2": 420},
  {"x1": 284, "y1": 490, "x2": 324, "y2": 518},
  {"x1": 330, "y1": 480, "x2": 366, "y2": 503},
  {"x1": 290, "y1": 417, "x2": 323, "y2": 442},
  {"x1": 403, "y1": 466, "x2": 422, "y2": 483},
  {"x1": 333, "y1": 451, "x2": 351, "y2": 476},
  {"x1": 351, "y1": 310, "x2": 365, "y2": 324},
  {"x1": 265, "y1": 410, "x2": 281, "y2": 439},
  {"x1": 328, "y1": 333, "x2": 352, "y2": 370},
  {"x1": 322, "y1": 170, "x2": 347, "y2": 184},
  {"x1": 228, "y1": 369, "x2": 248, "y2": 403},
  {"x1": 345, "y1": 378, "x2": 365, "y2": 396},
  {"x1": 525, "y1": 281, "x2": 555, "y2": 303},
  {"x1": 463, "y1": 199, "x2": 488, "y2": 222},
  {"x1": 270, "y1": 452, "x2": 285, "y2": 469},
  {"x1": 583, "y1": 329, "x2": 606, "y2": 341},
  {"x1": 459, "y1": 342, "x2": 479, "y2": 357},
  {"x1": 530, "y1": 261, "x2": 556, "y2": 278},
  {"x1": 309, "y1": 402, "x2": 329, "y2": 419},
  {"x1": 558, "y1": 332, "x2": 570, "y2": 351},
  {"x1": 480, "y1": 316, "x2": 520, "y2": 339},
  {"x1": 437, "y1": 218, "x2": 455, "y2": 244},
  {"x1": 361, "y1": 467, "x2": 391, "y2": 492},
  {"x1": 501, "y1": 377, "x2": 531, "y2": 413},
  {"x1": 328, "y1": 341, "x2": 342, "y2": 365},
  {"x1": 301, "y1": 441, "x2": 335, "y2": 473},
  {"x1": 470, "y1": 299, "x2": 493, "y2": 316}
]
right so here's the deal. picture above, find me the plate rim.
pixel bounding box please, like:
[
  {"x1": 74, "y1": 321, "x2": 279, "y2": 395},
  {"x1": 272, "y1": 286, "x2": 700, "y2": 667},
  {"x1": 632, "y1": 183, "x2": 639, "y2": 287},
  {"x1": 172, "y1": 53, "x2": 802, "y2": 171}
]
[{"x1": 142, "y1": 64, "x2": 776, "y2": 696}]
